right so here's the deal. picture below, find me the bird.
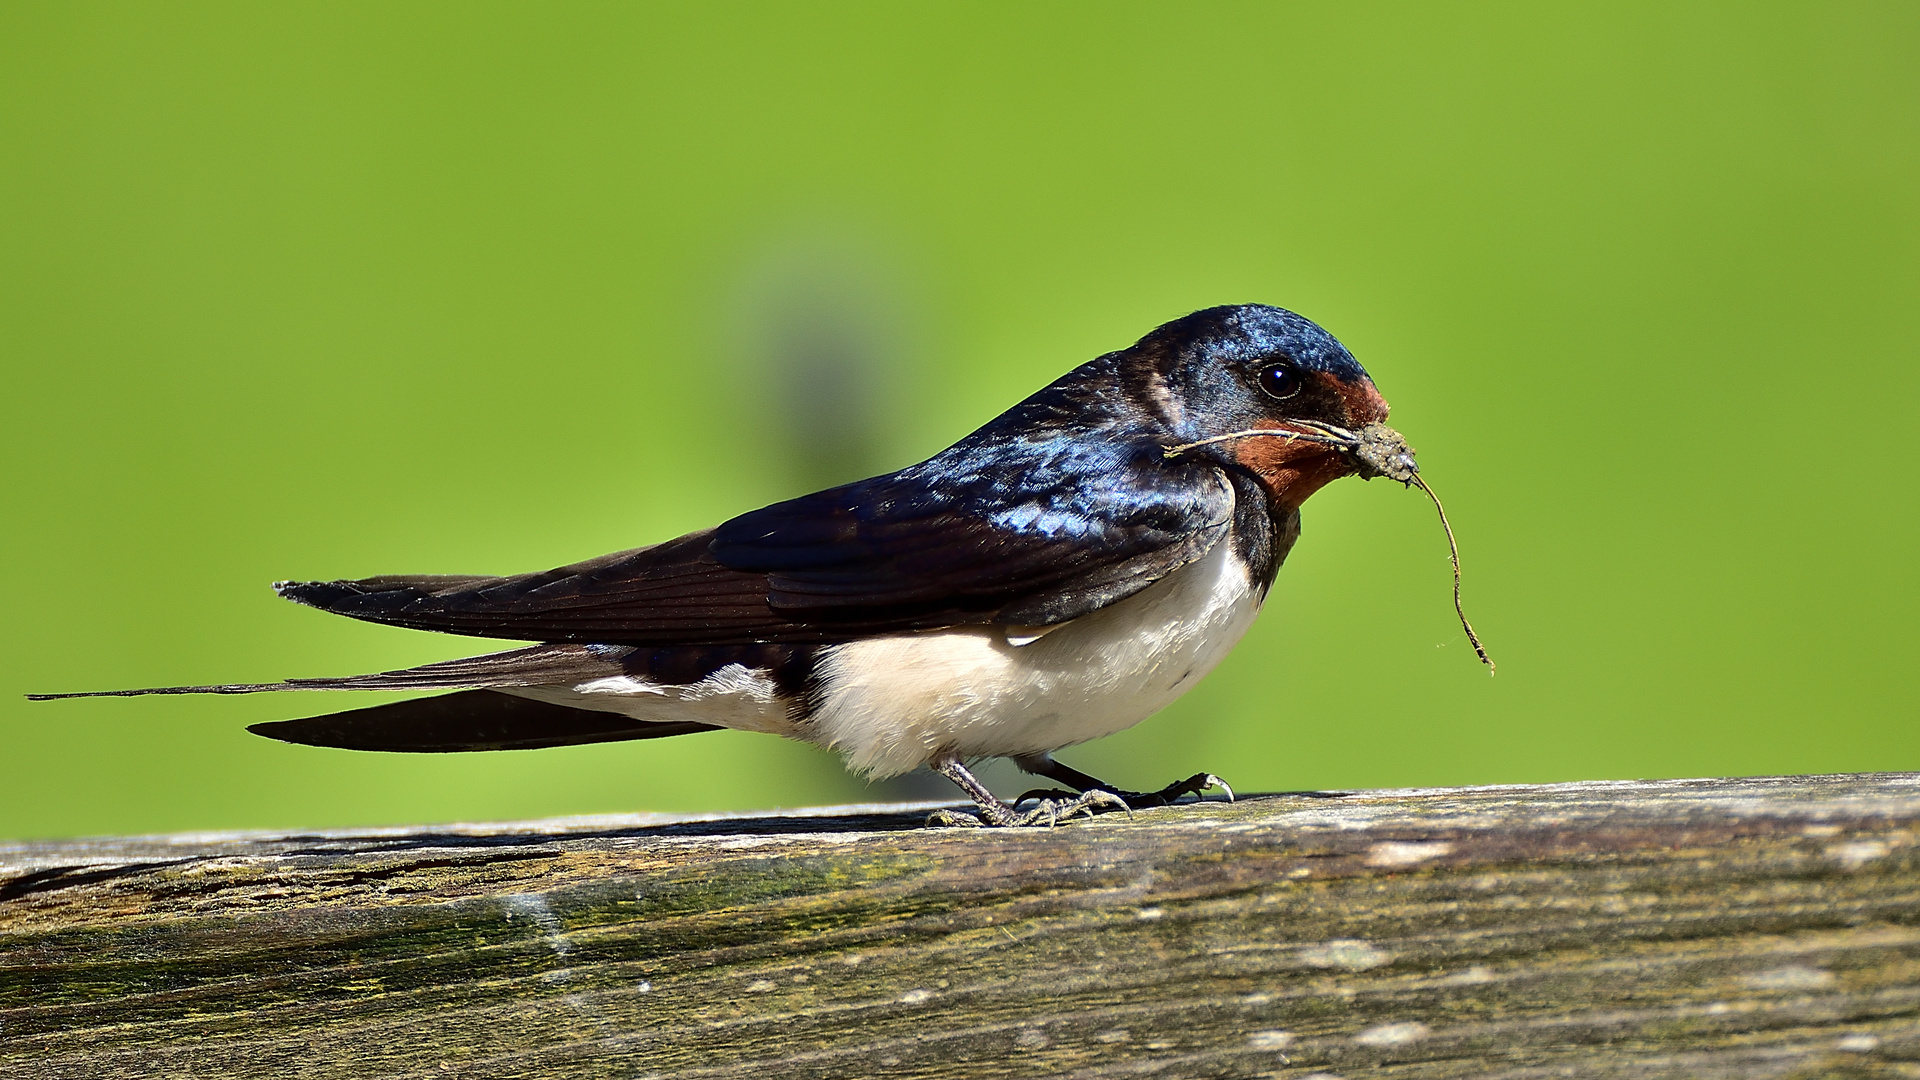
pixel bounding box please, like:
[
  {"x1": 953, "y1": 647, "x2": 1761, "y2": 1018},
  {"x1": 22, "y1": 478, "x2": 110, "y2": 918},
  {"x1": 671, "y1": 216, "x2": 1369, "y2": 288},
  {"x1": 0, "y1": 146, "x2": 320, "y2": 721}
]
[{"x1": 32, "y1": 303, "x2": 1427, "y2": 827}]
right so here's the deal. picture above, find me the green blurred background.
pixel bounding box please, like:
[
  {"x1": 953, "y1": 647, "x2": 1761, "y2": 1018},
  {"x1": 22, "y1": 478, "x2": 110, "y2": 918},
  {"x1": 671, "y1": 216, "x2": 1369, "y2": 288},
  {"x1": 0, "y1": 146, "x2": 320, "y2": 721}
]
[{"x1": 4, "y1": 3, "x2": 1915, "y2": 840}]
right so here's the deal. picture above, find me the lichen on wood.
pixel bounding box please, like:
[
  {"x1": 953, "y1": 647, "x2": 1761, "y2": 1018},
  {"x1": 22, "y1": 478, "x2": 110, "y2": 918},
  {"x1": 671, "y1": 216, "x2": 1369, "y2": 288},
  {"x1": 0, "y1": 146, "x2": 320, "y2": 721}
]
[{"x1": 4, "y1": 774, "x2": 1919, "y2": 1078}]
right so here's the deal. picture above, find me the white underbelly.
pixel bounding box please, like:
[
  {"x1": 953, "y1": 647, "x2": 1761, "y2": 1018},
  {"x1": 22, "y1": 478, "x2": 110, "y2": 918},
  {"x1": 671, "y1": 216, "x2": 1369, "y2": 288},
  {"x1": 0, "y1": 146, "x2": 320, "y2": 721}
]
[{"x1": 807, "y1": 539, "x2": 1263, "y2": 777}]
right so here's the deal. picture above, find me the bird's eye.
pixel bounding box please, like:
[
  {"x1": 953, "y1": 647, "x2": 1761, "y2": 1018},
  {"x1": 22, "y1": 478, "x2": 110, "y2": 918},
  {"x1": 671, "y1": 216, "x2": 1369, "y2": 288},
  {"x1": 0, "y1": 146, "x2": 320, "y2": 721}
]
[{"x1": 1256, "y1": 363, "x2": 1301, "y2": 400}]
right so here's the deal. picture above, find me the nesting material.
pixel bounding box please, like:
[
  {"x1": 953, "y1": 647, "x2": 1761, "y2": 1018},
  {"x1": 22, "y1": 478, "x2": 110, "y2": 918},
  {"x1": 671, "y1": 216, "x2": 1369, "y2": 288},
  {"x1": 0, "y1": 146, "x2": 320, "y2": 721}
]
[
  {"x1": 1162, "y1": 421, "x2": 1495, "y2": 674},
  {"x1": 1350, "y1": 422, "x2": 1420, "y2": 483},
  {"x1": 1351, "y1": 423, "x2": 1495, "y2": 674}
]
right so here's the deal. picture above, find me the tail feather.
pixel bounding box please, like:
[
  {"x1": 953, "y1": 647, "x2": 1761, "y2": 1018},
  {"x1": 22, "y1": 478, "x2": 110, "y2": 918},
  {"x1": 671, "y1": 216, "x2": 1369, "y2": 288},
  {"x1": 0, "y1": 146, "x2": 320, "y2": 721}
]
[
  {"x1": 28, "y1": 681, "x2": 300, "y2": 700},
  {"x1": 26, "y1": 640, "x2": 792, "y2": 753},
  {"x1": 26, "y1": 643, "x2": 627, "y2": 701},
  {"x1": 272, "y1": 573, "x2": 502, "y2": 613},
  {"x1": 249, "y1": 689, "x2": 720, "y2": 752}
]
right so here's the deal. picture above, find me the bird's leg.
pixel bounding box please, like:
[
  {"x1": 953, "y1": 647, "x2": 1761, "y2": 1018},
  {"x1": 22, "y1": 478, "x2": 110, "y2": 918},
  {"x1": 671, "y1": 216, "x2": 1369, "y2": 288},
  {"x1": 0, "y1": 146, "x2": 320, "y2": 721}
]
[
  {"x1": 1011, "y1": 754, "x2": 1233, "y2": 810},
  {"x1": 927, "y1": 757, "x2": 1127, "y2": 828},
  {"x1": 928, "y1": 758, "x2": 1016, "y2": 827}
]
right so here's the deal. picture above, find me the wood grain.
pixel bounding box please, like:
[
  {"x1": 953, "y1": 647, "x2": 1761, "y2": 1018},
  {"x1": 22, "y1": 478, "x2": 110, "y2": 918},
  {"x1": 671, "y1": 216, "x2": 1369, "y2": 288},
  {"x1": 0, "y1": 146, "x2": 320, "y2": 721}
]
[{"x1": 4, "y1": 774, "x2": 1918, "y2": 1078}]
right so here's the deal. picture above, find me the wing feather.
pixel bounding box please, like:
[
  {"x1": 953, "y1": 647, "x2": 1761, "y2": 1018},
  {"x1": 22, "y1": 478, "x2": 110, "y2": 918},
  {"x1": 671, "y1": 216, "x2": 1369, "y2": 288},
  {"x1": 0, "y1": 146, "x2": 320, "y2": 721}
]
[{"x1": 277, "y1": 434, "x2": 1234, "y2": 645}]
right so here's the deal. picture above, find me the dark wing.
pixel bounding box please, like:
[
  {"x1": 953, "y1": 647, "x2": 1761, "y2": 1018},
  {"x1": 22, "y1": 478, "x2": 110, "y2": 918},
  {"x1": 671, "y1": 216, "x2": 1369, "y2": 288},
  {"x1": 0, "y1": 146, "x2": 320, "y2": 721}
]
[
  {"x1": 278, "y1": 529, "x2": 795, "y2": 645},
  {"x1": 249, "y1": 690, "x2": 720, "y2": 752},
  {"x1": 278, "y1": 436, "x2": 1234, "y2": 646},
  {"x1": 712, "y1": 437, "x2": 1234, "y2": 626}
]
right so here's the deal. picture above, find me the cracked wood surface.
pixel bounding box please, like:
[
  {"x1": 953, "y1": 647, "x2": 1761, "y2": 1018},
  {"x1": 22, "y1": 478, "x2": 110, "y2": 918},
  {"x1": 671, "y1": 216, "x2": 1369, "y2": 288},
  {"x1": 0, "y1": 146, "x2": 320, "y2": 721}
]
[{"x1": 3, "y1": 773, "x2": 1919, "y2": 1079}]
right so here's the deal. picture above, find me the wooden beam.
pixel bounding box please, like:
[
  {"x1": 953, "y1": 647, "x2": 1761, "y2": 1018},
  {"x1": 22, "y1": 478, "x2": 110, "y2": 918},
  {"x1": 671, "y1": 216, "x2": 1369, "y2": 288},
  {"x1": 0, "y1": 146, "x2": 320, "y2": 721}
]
[{"x1": 4, "y1": 774, "x2": 1918, "y2": 1078}]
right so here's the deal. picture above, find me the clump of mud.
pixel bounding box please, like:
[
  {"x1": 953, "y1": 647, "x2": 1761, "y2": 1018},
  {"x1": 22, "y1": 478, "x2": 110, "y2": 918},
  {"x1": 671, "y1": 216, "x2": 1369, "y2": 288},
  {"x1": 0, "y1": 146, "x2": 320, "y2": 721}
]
[{"x1": 1350, "y1": 423, "x2": 1420, "y2": 484}]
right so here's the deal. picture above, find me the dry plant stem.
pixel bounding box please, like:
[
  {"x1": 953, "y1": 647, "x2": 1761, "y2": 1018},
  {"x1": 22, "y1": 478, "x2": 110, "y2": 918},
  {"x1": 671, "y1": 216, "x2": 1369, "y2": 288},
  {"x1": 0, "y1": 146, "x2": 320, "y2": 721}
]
[
  {"x1": 1160, "y1": 426, "x2": 1350, "y2": 458},
  {"x1": 1408, "y1": 471, "x2": 1495, "y2": 674},
  {"x1": 1161, "y1": 424, "x2": 1495, "y2": 674}
]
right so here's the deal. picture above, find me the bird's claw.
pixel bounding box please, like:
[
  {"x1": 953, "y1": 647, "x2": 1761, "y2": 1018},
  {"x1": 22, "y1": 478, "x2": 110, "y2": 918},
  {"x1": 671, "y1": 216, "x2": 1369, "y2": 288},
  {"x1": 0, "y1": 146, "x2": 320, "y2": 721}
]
[
  {"x1": 1011, "y1": 788, "x2": 1132, "y2": 827},
  {"x1": 926, "y1": 758, "x2": 1227, "y2": 828},
  {"x1": 927, "y1": 788, "x2": 1132, "y2": 828},
  {"x1": 1101, "y1": 772, "x2": 1234, "y2": 808},
  {"x1": 1012, "y1": 786, "x2": 1078, "y2": 808},
  {"x1": 925, "y1": 807, "x2": 987, "y2": 828},
  {"x1": 1010, "y1": 774, "x2": 1231, "y2": 814},
  {"x1": 1155, "y1": 772, "x2": 1232, "y2": 805}
]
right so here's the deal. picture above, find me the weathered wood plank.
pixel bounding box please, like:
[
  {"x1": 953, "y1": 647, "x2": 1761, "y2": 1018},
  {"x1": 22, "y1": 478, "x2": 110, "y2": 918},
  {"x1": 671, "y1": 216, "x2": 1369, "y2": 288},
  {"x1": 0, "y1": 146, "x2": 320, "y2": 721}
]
[{"x1": 3, "y1": 774, "x2": 1918, "y2": 1078}]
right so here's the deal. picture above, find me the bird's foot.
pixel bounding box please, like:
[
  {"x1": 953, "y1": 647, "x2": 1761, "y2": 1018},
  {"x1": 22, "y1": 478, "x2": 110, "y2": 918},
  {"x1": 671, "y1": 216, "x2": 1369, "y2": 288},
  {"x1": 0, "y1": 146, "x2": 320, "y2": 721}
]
[
  {"x1": 928, "y1": 787, "x2": 1131, "y2": 828},
  {"x1": 1127, "y1": 772, "x2": 1234, "y2": 808},
  {"x1": 1009, "y1": 788, "x2": 1132, "y2": 826},
  {"x1": 1011, "y1": 772, "x2": 1233, "y2": 811}
]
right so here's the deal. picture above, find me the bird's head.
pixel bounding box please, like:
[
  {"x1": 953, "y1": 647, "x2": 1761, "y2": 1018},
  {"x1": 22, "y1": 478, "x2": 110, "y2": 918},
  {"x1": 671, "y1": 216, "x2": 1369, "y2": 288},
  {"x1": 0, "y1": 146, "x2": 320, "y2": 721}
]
[{"x1": 1132, "y1": 303, "x2": 1407, "y2": 509}]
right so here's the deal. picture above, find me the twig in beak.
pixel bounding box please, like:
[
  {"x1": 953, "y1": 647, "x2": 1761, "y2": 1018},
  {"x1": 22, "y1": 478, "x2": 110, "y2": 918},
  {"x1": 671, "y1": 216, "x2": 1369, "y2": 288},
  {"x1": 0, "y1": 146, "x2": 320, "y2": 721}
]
[
  {"x1": 1159, "y1": 422, "x2": 1494, "y2": 675},
  {"x1": 1406, "y1": 471, "x2": 1495, "y2": 674},
  {"x1": 1161, "y1": 426, "x2": 1353, "y2": 459}
]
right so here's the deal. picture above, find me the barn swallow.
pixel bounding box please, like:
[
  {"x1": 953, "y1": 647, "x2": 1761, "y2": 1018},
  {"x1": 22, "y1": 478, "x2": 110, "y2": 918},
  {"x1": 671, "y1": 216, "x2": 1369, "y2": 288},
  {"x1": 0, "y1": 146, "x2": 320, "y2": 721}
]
[{"x1": 32, "y1": 303, "x2": 1428, "y2": 827}]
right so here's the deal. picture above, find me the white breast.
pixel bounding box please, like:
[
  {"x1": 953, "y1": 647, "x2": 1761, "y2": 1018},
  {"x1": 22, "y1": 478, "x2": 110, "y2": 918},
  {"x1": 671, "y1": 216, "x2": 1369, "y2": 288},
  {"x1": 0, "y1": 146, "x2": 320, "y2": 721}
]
[{"x1": 807, "y1": 536, "x2": 1264, "y2": 778}]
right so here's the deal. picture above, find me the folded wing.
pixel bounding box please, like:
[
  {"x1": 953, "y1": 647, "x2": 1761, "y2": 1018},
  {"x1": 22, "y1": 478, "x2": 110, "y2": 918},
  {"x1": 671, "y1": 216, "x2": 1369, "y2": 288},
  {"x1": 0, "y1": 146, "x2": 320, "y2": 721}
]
[{"x1": 277, "y1": 438, "x2": 1234, "y2": 646}]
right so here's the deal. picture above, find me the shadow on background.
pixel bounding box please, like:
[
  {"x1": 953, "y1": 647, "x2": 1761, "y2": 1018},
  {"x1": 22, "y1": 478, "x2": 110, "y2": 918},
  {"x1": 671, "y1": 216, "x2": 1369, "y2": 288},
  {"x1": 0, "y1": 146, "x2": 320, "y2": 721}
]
[{"x1": 728, "y1": 230, "x2": 958, "y2": 803}]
